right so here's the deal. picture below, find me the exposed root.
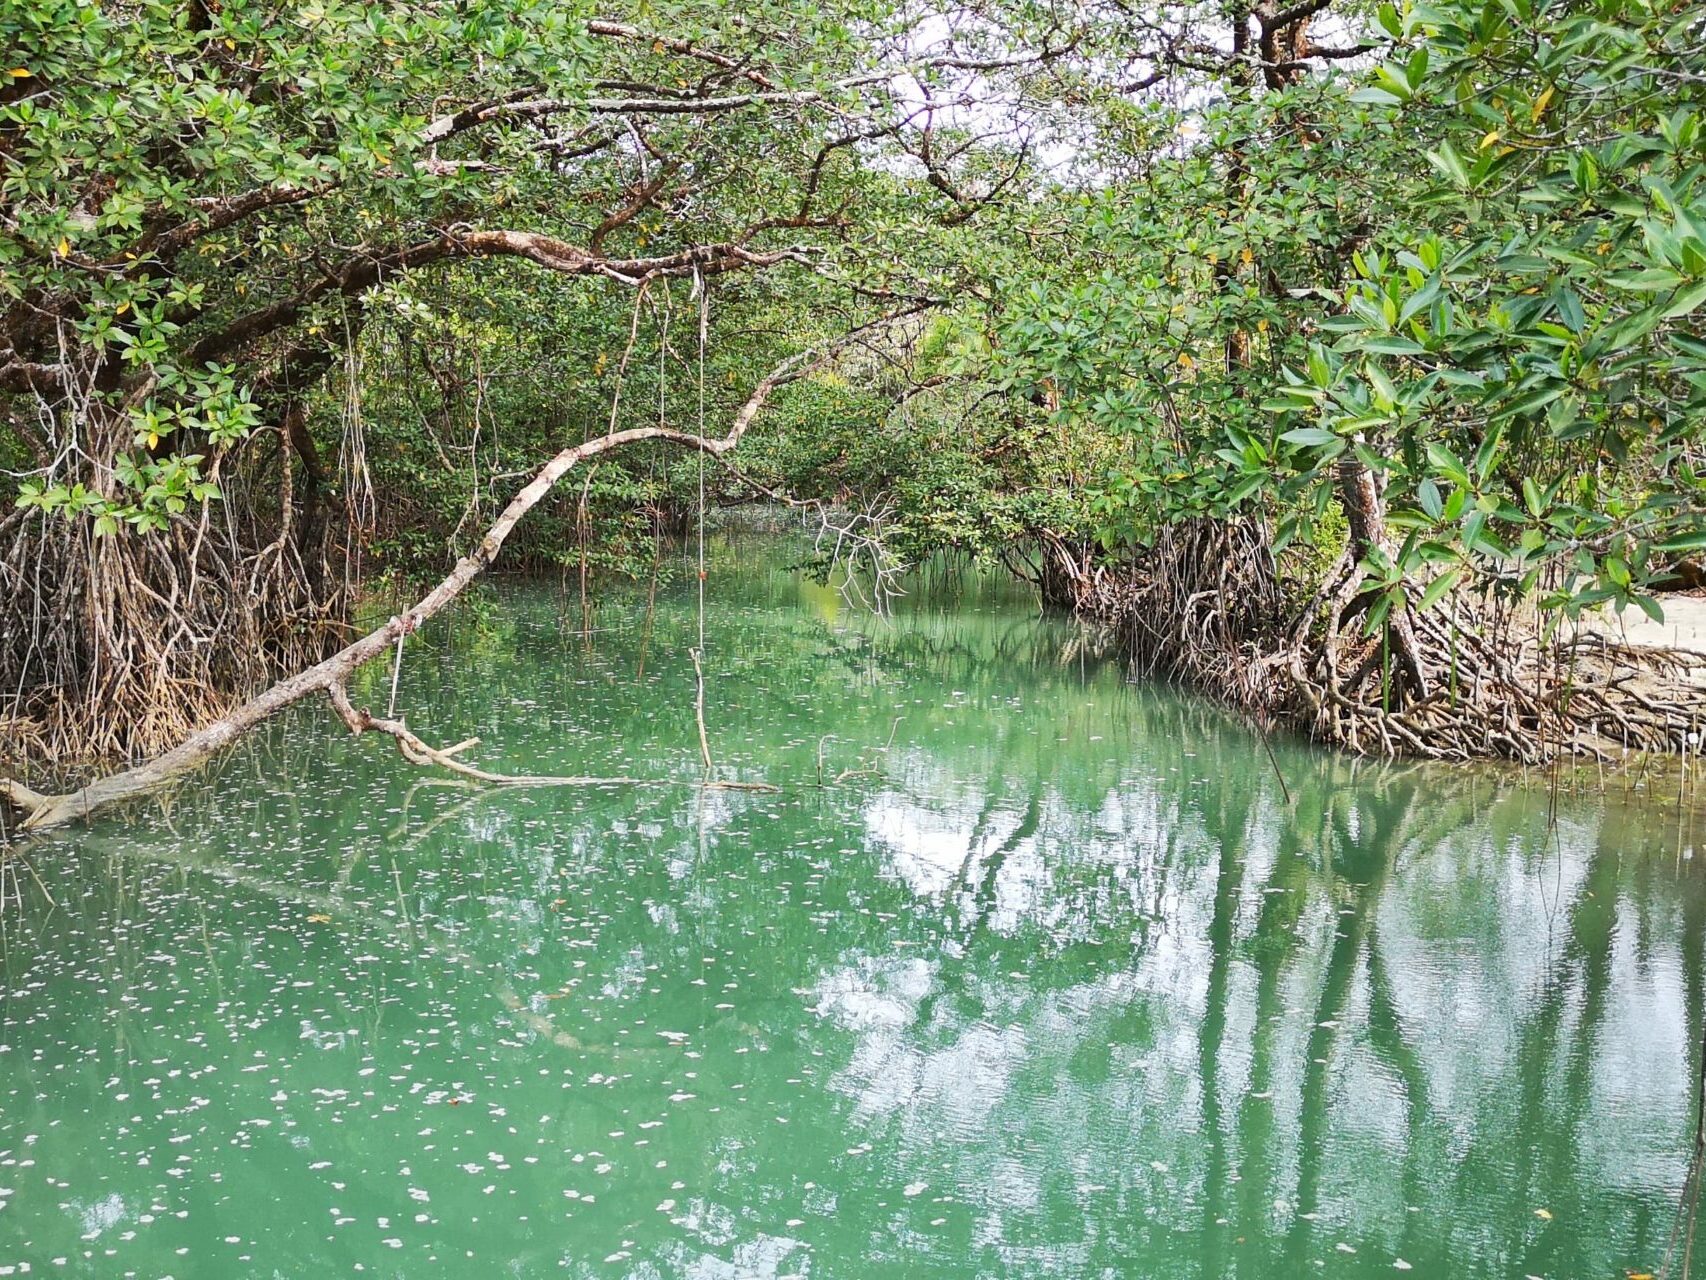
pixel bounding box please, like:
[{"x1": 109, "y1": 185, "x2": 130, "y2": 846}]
[
  {"x1": 0, "y1": 430, "x2": 345, "y2": 766},
  {"x1": 1050, "y1": 519, "x2": 1706, "y2": 764}
]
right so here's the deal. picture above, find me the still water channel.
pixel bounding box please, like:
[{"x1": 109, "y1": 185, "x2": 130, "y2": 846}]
[{"x1": 1, "y1": 538, "x2": 1702, "y2": 1278}]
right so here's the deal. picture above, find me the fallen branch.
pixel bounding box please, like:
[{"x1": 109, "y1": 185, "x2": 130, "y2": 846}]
[{"x1": 0, "y1": 313, "x2": 914, "y2": 832}]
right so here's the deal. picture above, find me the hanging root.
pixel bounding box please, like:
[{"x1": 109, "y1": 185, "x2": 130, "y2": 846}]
[{"x1": 1057, "y1": 519, "x2": 1706, "y2": 764}]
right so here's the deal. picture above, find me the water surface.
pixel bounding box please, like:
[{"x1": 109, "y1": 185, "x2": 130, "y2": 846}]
[{"x1": 1, "y1": 538, "x2": 1702, "y2": 1278}]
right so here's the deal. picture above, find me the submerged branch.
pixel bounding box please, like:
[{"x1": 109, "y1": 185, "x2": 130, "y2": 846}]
[{"x1": 325, "y1": 682, "x2": 646, "y2": 788}]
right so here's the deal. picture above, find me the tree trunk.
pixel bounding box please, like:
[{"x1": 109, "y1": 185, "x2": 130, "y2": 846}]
[{"x1": 1336, "y1": 451, "x2": 1431, "y2": 704}]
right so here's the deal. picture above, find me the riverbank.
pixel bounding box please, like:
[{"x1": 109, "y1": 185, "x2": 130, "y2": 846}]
[
  {"x1": 1589, "y1": 594, "x2": 1706, "y2": 654},
  {"x1": 1038, "y1": 525, "x2": 1706, "y2": 765}
]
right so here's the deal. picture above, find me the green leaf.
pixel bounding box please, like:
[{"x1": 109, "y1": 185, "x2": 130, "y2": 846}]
[
  {"x1": 1426, "y1": 442, "x2": 1470, "y2": 486},
  {"x1": 1427, "y1": 142, "x2": 1470, "y2": 188},
  {"x1": 1418, "y1": 477, "x2": 1444, "y2": 520},
  {"x1": 1474, "y1": 423, "x2": 1504, "y2": 482},
  {"x1": 1350, "y1": 87, "x2": 1405, "y2": 107},
  {"x1": 1607, "y1": 268, "x2": 1686, "y2": 292},
  {"x1": 1492, "y1": 382, "x2": 1568, "y2": 421},
  {"x1": 1418, "y1": 566, "x2": 1461, "y2": 611},
  {"x1": 1225, "y1": 473, "x2": 1267, "y2": 505},
  {"x1": 1662, "y1": 279, "x2": 1706, "y2": 321},
  {"x1": 1280, "y1": 427, "x2": 1340, "y2": 447},
  {"x1": 1631, "y1": 593, "x2": 1666, "y2": 624},
  {"x1": 1360, "y1": 336, "x2": 1427, "y2": 355}
]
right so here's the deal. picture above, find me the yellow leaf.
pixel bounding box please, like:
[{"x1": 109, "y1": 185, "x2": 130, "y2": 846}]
[
  {"x1": 146, "y1": 431, "x2": 159, "y2": 450},
  {"x1": 1532, "y1": 86, "x2": 1555, "y2": 121},
  {"x1": 7, "y1": 68, "x2": 29, "y2": 78},
  {"x1": 224, "y1": 38, "x2": 236, "y2": 50},
  {"x1": 1534, "y1": 1208, "x2": 1553, "y2": 1221},
  {"x1": 1257, "y1": 318, "x2": 1269, "y2": 332},
  {"x1": 115, "y1": 301, "x2": 129, "y2": 315},
  {"x1": 1479, "y1": 130, "x2": 1500, "y2": 150},
  {"x1": 56, "y1": 236, "x2": 70, "y2": 256},
  {"x1": 1241, "y1": 247, "x2": 1254, "y2": 266},
  {"x1": 1205, "y1": 251, "x2": 1219, "y2": 266},
  {"x1": 1178, "y1": 352, "x2": 1196, "y2": 369}
]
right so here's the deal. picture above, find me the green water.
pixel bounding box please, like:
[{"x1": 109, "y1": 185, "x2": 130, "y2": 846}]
[{"x1": 2, "y1": 538, "x2": 1703, "y2": 1279}]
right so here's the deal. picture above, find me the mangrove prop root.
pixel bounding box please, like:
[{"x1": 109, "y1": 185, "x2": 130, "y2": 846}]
[
  {"x1": 0, "y1": 323, "x2": 873, "y2": 831},
  {"x1": 0, "y1": 435, "x2": 348, "y2": 769},
  {"x1": 1049, "y1": 519, "x2": 1706, "y2": 765}
]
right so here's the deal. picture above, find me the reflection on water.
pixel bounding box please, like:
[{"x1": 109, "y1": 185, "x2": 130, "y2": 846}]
[{"x1": 0, "y1": 537, "x2": 1702, "y2": 1278}]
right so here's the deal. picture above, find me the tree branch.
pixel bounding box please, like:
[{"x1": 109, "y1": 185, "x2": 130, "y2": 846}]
[
  {"x1": 185, "y1": 231, "x2": 808, "y2": 366},
  {"x1": 1260, "y1": 0, "x2": 1335, "y2": 32},
  {"x1": 585, "y1": 19, "x2": 783, "y2": 91}
]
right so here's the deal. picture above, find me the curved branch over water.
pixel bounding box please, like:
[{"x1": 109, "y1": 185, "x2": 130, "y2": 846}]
[{"x1": 1, "y1": 313, "x2": 915, "y2": 832}]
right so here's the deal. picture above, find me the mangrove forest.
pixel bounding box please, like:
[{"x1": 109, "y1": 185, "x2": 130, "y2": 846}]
[{"x1": 2, "y1": 0, "x2": 1705, "y2": 1274}]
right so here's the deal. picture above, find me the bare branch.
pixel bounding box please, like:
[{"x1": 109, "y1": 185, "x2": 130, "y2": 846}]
[{"x1": 585, "y1": 19, "x2": 783, "y2": 91}]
